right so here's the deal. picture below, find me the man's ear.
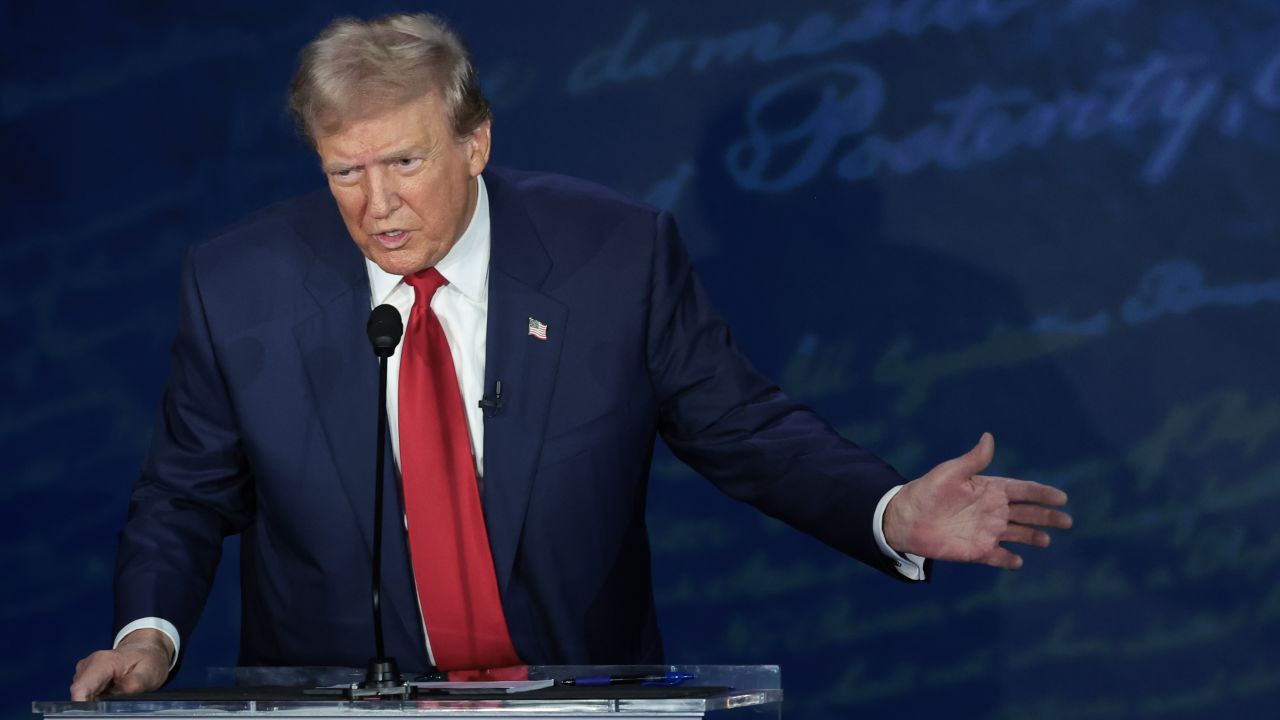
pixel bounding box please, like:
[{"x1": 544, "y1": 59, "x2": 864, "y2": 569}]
[{"x1": 467, "y1": 119, "x2": 492, "y2": 176}]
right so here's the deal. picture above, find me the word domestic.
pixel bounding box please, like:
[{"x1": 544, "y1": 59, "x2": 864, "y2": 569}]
[{"x1": 568, "y1": 1, "x2": 1033, "y2": 95}]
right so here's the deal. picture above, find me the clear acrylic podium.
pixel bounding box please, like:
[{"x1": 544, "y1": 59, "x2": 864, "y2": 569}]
[{"x1": 34, "y1": 665, "x2": 782, "y2": 719}]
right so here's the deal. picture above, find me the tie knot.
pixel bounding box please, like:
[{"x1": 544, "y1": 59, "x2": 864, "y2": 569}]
[{"x1": 405, "y1": 267, "x2": 449, "y2": 304}]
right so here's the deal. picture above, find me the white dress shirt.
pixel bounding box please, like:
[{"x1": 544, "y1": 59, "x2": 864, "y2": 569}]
[
  {"x1": 364, "y1": 175, "x2": 493, "y2": 667},
  {"x1": 369, "y1": 176, "x2": 492, "y2": 480},
  {"x1": 116, "y1": 174, "x2": 924, "y2": 667}
]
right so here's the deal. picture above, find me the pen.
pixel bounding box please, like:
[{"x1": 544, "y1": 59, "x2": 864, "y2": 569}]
[{"x1": 561, "y1": 672, "x2": 695, "y2": 687}]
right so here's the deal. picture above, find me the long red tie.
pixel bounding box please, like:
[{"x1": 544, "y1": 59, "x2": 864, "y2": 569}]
[{"x1": 398, "y1": 268, "x2": 521, "y2": 671}]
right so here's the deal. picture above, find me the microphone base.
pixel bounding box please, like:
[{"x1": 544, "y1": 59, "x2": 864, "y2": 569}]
[
  {"x1": 336, "y1": 657, "x2": 416, "y2": 699},
  {"x1": 363, "y1": 657, "x2": 404, "y2": 688}
]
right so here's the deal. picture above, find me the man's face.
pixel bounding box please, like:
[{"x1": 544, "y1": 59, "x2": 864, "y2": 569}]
[{"x1": 315, "y1": 94, "x2": 491, "y2": 276}]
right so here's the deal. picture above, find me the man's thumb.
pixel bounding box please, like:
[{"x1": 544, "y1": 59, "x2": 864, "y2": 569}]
[{"x1": 959, "y1": 432, "x2": 995, "y2": 474}]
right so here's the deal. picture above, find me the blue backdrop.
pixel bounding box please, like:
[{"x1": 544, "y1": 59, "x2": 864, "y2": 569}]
[{"x1": 5, "y1": 1, "x2": 1280, "y2": 718}]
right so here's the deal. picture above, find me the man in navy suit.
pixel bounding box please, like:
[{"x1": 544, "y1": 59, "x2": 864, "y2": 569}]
[{"x1": 71, "y1": 12, "x2": 1071, "y2": 699}]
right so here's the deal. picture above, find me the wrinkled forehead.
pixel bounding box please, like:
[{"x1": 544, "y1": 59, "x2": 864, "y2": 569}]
[
  {"x1": 310, "y1": 85, "x2": 448, "y2": 140},
  {"x1": 312, "y1": 93, "x2": 458, "y2": 167}
]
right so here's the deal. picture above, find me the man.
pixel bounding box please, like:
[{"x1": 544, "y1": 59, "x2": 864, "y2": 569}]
[{"x1": 70, "y1": 13, "x2": 1071, "y2": 699}]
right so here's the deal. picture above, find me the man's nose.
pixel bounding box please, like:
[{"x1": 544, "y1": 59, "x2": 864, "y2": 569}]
[{"x1": 366, "y1": 169, "x2": 402, "y2": 219}]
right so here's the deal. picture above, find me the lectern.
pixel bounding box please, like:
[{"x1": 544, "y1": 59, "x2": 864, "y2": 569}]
[{"x1": 34, "y1": 665, "x2": 782, "y2": 719}]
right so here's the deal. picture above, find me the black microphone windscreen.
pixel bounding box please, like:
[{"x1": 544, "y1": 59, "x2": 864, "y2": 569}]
[{"x1": 367, "y1": 304, "x2": 403, "y2": 358}]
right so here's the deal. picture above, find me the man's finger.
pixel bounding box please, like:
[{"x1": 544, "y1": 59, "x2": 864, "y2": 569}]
[
  {"x1": 70, "y1": 653, "x2": 121, "y2": 701},
  {"x1": 999, "y1": 523, "x2": 1050, "y2": 547},
  {"x1": 69, "y1": 677, "x2": 101, "y2": 702},
  {"x1": 1009, "y1": 503, "x2": 1073, "y2": 529},
  {"x1": 982, "y1": 546, "x2": 1023, "y2": 570},
  {"x1": 999, "y1": 478, "x2": 1069, "y2": 506},
  {"x1": 110, "y1": 673, "x2": 146, "y2": 696}
]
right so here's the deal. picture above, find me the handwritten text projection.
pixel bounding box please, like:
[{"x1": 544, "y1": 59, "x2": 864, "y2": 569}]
[
  {"x1": 569, "y1": 4, "x2": 1280, "y2": 191},
  {"x1": 569, "y1": 2, "x2": 1035, "y2": 94},
  {"x1": 726, "y1": 51, "x2": 1278, "y2": 191}
]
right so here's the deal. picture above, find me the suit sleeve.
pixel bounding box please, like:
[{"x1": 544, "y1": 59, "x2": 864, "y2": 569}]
[
  {"x1": 113, "y1": 245, "x2": 255, "y2": 652},
  {"x1": 644, "y1": 211, "x2": 921, "y2": 580}
]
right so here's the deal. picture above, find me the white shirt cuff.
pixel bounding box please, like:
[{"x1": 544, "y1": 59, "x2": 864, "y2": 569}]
[
  {"x1": 874, "y1": 485, "x2": 927, "y2": 581},
  {"x1": 115, "y1": 618, "x2": 181, "y2": 671}
]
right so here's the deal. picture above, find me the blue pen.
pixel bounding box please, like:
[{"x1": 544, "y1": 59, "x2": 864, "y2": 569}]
[{"x1": 562, "y1": 672, "x2": 695, "y2": 687}]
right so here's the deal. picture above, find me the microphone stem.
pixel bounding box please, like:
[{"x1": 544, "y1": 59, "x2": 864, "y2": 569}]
[{"x1": 372, "y1": 354, "x2": 389, "y2": 661}]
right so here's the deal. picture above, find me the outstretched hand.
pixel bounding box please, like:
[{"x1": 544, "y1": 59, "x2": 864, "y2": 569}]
[{"x1": 883, "y1": 433, "x2": 1072, "y2": 570}]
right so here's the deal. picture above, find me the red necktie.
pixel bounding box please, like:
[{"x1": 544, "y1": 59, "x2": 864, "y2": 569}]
[{"x1": 398, "y1": 268, "x2": 521, "y2": 671}]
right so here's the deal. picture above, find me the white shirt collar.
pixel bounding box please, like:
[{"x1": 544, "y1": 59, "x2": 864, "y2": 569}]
[{"x1": 366, "y1": 174, "x2": 491, "y2": 305}]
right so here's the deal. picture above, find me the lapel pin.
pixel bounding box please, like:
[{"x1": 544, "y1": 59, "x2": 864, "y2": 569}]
[{"x1": 527, "y1": 316, "x2": 549, "y2": 341}]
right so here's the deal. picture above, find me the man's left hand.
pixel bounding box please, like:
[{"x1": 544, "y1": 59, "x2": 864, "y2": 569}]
[{"x1": 883, "y1": 432, "x2": 1072, "y2": 570}]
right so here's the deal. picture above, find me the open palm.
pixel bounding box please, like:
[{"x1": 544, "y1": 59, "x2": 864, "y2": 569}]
[{"x1": 884, "y1": 433, "x2": 1072, "y2": 570}]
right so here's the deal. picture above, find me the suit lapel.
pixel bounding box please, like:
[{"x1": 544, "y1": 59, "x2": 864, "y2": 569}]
[
  {"x1": 291, "y1": 209, "x2": 423, "y2": 653},
  {"x1": 482, "y1": 171, "x2": 568, "y2": 599}
]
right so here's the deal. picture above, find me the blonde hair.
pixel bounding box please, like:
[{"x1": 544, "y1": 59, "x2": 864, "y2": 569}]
[{"x1": 288, "y1": 13, "x2": 491, "y2": 146}]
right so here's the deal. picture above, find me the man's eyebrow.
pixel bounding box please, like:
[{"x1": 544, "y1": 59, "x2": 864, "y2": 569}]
[
  {"x1": 321, "y1": 159, "x2": 358, "y2": 174},
  {"x1": 375, "y1": 145, "x2": 428, "y2": 162},
  {"x1": 321, "y1": 145, "x2": 429, "y2": 174}
]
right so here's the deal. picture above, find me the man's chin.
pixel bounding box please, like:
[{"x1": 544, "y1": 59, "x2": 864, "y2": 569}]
[{"x1": 368, "y1": 251, "x2": 429, "y2": 277}]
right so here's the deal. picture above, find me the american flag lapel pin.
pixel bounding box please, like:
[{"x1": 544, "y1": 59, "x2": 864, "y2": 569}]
[{"x1": 527, "y1": 316, "x2": 549, "y2": 340}]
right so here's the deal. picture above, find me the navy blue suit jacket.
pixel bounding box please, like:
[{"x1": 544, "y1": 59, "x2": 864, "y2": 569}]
[{"x1": 114, "y1": 167, "x2": 911, "y2": 670}]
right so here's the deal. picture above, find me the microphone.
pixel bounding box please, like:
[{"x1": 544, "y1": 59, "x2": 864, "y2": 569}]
[
  {"x1": 366, "y1": 304, "x2": 403, "y2": 358},
  {"x1": 479, "y1": 380, "x2": 504, "y2": 415},
  {"x1": 354, "y1": 304, "x2": 412, "y2": 697}
]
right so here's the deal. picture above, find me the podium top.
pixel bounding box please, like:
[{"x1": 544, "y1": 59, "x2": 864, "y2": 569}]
[{"x1": 34, "y1": 665, "x2": 782, "y2": 718}]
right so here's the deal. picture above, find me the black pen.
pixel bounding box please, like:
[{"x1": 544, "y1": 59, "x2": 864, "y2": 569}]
[{"x1": 561, "y1": 672, "x2": 695, "y2": 686}]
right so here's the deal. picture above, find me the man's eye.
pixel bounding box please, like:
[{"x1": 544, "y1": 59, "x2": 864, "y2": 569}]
[
  {"x1": 331, "y1": 168, "x2": 360, "y2": 184},
  {"x1": 394, "y1": 158, "x2": 422, "y2": 170}
]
